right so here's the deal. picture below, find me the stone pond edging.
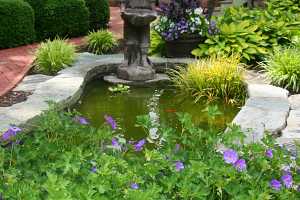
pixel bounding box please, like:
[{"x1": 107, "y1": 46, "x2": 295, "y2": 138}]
[{"x1": 0, "y1": 53, "x2": 299, "y2": 148}]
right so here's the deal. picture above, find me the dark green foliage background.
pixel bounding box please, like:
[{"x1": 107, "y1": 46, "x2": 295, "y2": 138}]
[
  {"x1": 38, "y1": 0, "x2": 89, "y2": 40},
  {"x1": 0, "y1": 0, "x2": 35, "y2": 49},
  {"x1": 84, "y1": 0, "x2": 110, "y2": 31}
]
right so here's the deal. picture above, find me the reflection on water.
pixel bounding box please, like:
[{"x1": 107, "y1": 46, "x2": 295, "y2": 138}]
[{"x1": 74, "y1": 79, "x2": 240, "y2": 140}]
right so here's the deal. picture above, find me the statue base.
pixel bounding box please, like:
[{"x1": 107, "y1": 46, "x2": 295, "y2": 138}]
[{"x1": 117, "y1": 65, "x2": 155, "y2": 81}]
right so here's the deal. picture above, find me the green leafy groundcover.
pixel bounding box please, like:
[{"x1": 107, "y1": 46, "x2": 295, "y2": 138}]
[{"x1": 1, "y1": 105, "x2": 300, "y2": 199}]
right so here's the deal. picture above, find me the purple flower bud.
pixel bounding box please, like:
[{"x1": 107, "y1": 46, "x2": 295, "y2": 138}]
[
  {"x1": 281, "y1": 174, "x2": 293, "y2": 188},
  {"x1": 265, "y1": 149, "x2": 273, "y2": 158},
  {"x1": 234, "y1": 159, "x2": 247, "y2": 172},
  {"x1": 111, "y1": 138, "x2": 121, "y2": 150},
  {"x1": 175, "y1": 161, "x2": 184, "y2": 172},
  {"x1": 91, "y1": 166, "x2": 97, "y2": 173},
  {"x1": 131, "y1": 183, "x2": 139, "y2": 190},
  {"x1": 104, "y1": 115, "x2": 117, "y2": 130},
  {"x1": 270, "y1": 179, "x2": 282, "y2": 191},
  {"x1": 134, "y1": 139, "x2": 146, "y2": 152},
  {"x1": 74, "y1": 116, "x2": 89, "y2": 125},
  {"x1": 223, "y1": 149, "x2": 239, "y2": 164}
]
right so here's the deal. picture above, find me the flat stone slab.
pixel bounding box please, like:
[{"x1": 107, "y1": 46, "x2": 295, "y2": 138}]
[
  {"x1": 247, "y1": 84, "x2": 289, "y2": 99},
  {"x1": 103, "y1": 73, "x2": 170, "y2": 85},
  {"x1": 232, "y1": 97, "x2": 290, "y2": 143},
  {"x1": 244, "y1": 70, "x2": 270, "y2": 85},
  {"x1": 13, "y1": 74, "x2": 53, "y2": 92},
  {"x1": 289, "y1": 95, "x2": 300, "y2": 110}
]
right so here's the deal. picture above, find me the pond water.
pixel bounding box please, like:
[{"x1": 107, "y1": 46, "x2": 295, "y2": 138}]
[{"x1": 74, "y1": 79, "x2": 240, "y2": 140}]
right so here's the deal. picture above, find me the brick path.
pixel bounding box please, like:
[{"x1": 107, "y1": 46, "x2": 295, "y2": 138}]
[{"x1": 0, "y1": 7, "x2": 123, "y2": 97}]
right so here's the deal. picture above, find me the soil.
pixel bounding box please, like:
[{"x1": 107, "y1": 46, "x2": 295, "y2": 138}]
[{"x1": 0, "y1": 91, "x2": 33, "y2": 107}]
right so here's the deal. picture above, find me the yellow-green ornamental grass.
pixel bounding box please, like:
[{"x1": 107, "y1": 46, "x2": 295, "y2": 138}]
[
  {"x1": 169, "y1": 56, "x2": 246, "y2": 104},
  {"x1": 86, "y1": 30, "x2": 117, "y2": 55}
]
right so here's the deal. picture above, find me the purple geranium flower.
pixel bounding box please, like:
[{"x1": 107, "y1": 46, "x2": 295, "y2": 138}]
[
  {"x1": 104, "y1": 115, "x2": 117, "y2": 130},
  {"x1": 281, "y1": 174, "x2": 293, "y2": 188},
  {"x1": 131, "y1": 183, "x2": 139, "y2": 190},
  {"x1": 74, "y1": 116, "x2": 89, "y2": 125},
  {"x1": 234, "y1": 159, "x2": 247, "y2": 172},
  {"x1": 111, "y1": 138, "x2": 122, "y2": 150},
  {"x1": 91, "y1": 166, "x2": 97, "y2": 173},
  {"x1": 223, "y1": 149, "x2": 239, "y2": 164},
  {"x1": 270, "y1": 179, "x2": 282, "y2": 191},
  {"x1": 265, "y1": 149, "x2": 273, "y2": 158},
  {"x1": 175, "y1": 161, "x2": 184, "y2": 172},
  {"x1": 2, "y1": 126, "x2": 22, "y2": 141},
  {"x1": 134, "y1": 139, "x2": 146, "y2": 152}
]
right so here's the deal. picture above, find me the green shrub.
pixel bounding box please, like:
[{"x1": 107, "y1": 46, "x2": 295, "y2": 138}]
[
  {"x1": 84, "y1": 0, "x2": 110, "y2": 31},
  {"x1": 38, "y1": 0, "x2": 89, "y2": 40},
  {"x1": 86, "y1": 30, "x2": 117, "y2": 55},
  {"x1": 35, "y1": 38, "x2": 76, "y2": 75},
  {"x1": 2, "y1": 106, "x2": 300, "y2": 199},
  {"x1": 261, "y1": 47, "x2": 300, "y2": 93},
  {"x1": 169, "y1": 56, "x2": 246, "y2": 104},
  {"x1": 0, "y1": 0, "x2": 35, "y2": 49}
]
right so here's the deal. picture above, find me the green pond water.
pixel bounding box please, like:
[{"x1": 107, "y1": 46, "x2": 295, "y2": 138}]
[{"x1": 74, "y1": 79, "x2": 240, "y2": 140}]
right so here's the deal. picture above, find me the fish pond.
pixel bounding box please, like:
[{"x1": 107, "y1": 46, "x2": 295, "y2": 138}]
[{"x1": 74, "y1": 79, "x2": 240, "y2": 140}]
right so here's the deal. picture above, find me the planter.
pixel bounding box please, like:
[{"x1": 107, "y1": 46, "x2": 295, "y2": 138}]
[{"x1": 165, "y1": 36, "x2": 204, "y2": 58}]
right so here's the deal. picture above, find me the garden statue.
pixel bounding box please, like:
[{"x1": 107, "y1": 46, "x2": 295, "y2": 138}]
[{"x1": 117, "y1": 0, "x2": 157, "y2": 81}]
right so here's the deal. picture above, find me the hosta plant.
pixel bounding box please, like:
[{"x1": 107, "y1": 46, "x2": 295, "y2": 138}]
[
  {"x1": 261, "y1": 46, "x2": 300, "y2": 93},
  {"x1": 35, "y1": 38, "x2": 76, "y2": 75},
  {"x1": 86, "y1": 30, "x2": 117, "y2": 55},
  {"x1": 1, "y1": 105, "x2": 300, "y2": 199},
  {"x1": 168, "y1": 55, "x2": 246, "y2": 104}
]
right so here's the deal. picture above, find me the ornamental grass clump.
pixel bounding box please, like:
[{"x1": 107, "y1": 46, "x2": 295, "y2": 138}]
[
  {"x1": 169, "y1": 56, "x2": 246, "y2": 104},
  {"x1": 86, "y1": 30, "x2": 117, "y2": 55},
  {"x1": 35, "y1": 38, "x2": 76, "y2": 75},
  {"x1": 261, "y1": 46, "x2": 300, "y2": 93}
]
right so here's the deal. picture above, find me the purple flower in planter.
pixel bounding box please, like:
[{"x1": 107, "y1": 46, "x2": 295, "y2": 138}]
[
  {"x1": 234, "y1": 159, "x2": 247, "y2": 172},
  {"x1": 270, "y1": 179, "x2": 282, "y2": 191},
  {"x1": 175, "y1": 161, "x2": 184, "y2": 172},
  {"x1": 134, "y1": 139, "x2": 146, "y2": 152},
  {"x1": 265, "y1": 149, "x2": 273, "y2": 158},
  {"x1": 74, "y1": 116, "x2": 89, "y2": 125},
  {"x1": 130, "y1": 183, "x2": 139, "y2": 190},
  {"x1": 281, "y1": 174, "x2": 293, "y2": 188},
  {"x1": 104, "y1": 115, "x2": 117, "y2": 130},
  {"x1": 223, "y1": 149, "x2": 239, "y2": 164},
  {"x1": 2, "y1": 126, "x2": 22, "y2": 141}
]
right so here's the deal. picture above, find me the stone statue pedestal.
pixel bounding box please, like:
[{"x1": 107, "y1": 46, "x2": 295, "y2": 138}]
[{"x1": 117, "y1": 8, "x2": 157, "y2": 81}]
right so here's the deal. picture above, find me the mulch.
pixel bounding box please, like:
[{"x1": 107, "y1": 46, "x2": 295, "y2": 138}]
[{"x1": 0, "y1": 91, "x2": 32, "y2": 107}]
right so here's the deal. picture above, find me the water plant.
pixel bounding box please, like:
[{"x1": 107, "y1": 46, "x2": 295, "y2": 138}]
[
  {"x1": 168, "y1": 56, "x2": 246, "y2": 104},
  {"x1": 1, "y1": 105, "x2": 300, "y2": 199},
  {"x1": 261, "y1": 46, "x2": 300, "y2": 93},
  {"x1": 108, "y1": 84, "x2": 130, "y2": 93},
  {"x1": 35, "y1": 38, "x2": 76, "y2": 75},
  {"x1": 86, "y1": 30, "x2": 117, "y2": 55}
]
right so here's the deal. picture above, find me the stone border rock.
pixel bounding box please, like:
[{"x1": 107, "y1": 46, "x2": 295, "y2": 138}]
[
  {"x1": 0, "y1": 53, "x2": 194, "y2": 132},
  {"x1": 0, "y1": 52, "x2": 298, "y2": 149}
]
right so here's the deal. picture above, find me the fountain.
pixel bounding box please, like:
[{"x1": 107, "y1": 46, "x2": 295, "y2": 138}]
[{"x1": 104, "y1": 0, "x2": 169, "y2": 84}]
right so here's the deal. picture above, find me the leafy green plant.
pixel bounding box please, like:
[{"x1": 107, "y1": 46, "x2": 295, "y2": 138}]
[
  {"x1": 84, "y1": 0, "x2": 110, "y2": 31},
  {"x1": 86, "y1": 30, "x2": 117, "y2": 55},
  {"x1": 149, "y1": 29, "x2": 166, "y2": 57},
  {"x1": 1, "y1": 105, "x2": 300, "y2": 199},
  {"x1": 192, "y1": 20, "x2": 269, "y2": 63},
  {"x1": 0, "y1": 0, "x2": 35, "y2": 49},
  {"x1": 108, "y1": 84, "x2": 130, "y2": 93},
  {"x1": 35, "y1": 38, "x2": 76, "y2": 75},
  {"x1": 261, "y1": 46, "x2": 300, "y2": 93},
  {"x1": 169, "y1": 56, "x2": 246, "y2": 104}
]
